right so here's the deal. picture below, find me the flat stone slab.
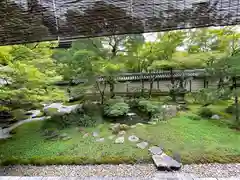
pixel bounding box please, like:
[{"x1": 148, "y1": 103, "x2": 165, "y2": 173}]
[
  {"x1": 96, "y1": 138, "x2": 105, "y2": 142},
  {"x1": 115, "y1": 136, "x2": 124, "y2": 144},
  {"x1": 108, "y1": 135, "x2": 115, "y2": 140},
  {"x1": 149, "y1": 146, "x2": 163, "y2": 155},
  {"x1": 128, "y1": 135, "x2": 139, "y2": 142},
  {"x1": 136, "y1": 141, "x2": 148, "y2": 149},
  {"x1": 152, "y1": 153, "x2": 182, "y2": 171},
  {"x1": 92, "y1": 132, "x2": 99, "y2": 137}
]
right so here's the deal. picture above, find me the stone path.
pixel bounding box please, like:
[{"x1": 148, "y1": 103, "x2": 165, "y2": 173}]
[
  {"x1": 0, "y1": 176, "x2": 239, "y2": 180},
  {"x1": 0, "y1": 117, "x2": 50, "y2": 139},
  {"x1": 0, "y1": 102, "x2": 80, "y2": 139}
]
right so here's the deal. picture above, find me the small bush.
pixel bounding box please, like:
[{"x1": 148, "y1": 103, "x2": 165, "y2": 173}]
[
  {"x1": 42, "y1": 111, "x2": 96, "y2": 129},
  {"x1": 138, "y1": 99, "x2": 161, "y2": 114},
  {"x1": 82, "y1": 100, "x2": 100, "y2": 115},
  {"x1": 186, "y1": 113, "x2": 201, "y2": 120},
  {"x1": 104, "y1": 98, "x2": 129, "y2": 117},
  {"x1": 11, "y1": 109, "x2": 28, "y2": 121},
  {"x1": 225, "y1": 104, "x2": 240, "y2": 115},
  {"x1": 198, "y1": 107, "x2": 213, "y2": 118}
]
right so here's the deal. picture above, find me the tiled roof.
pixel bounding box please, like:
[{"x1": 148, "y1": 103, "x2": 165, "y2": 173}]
[{"x1": 71, "y1": 69, "x2": 206, "y2": 84}]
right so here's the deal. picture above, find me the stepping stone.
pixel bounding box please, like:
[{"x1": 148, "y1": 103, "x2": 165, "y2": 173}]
[
  {"x1": 128, "y1": 135, "x2": 139, "y2": 142},
  {"x1": 96, "y1": 138, "x2": 105, "y2": 142},
  {"x1": 149, "y1": 146, "x2": 163, "y2": 155},
  {"x1": 62, "y1": 136, "x2": 72, "y2": 141},
  {"x1": 136, "y1": 123, "x2": 144, "y2": 126},
  {"x1": 130, "y1": 125, "x2": 136, "y2": 128},
  {"x1": 108, "y1": 135, "x2": 115, "y2": 140},
  {"x1": 83, "y1": 133, "x2": 89, "y2": 138},
  {"x1": 173, "y1": 152, "x2": 181, "y2": 163},
  {"x1": 115, "y1": 136, "x2": 124, "y2": 144},
  {"x1": 118, "y1": 130, "x2": 126, "y2": 136},
  {"x1": 93, "y1": 131, "x2": 99, "y2": 137},
  {"x1": 136, "y1": 141, "x2": 148, "y2": 149},
  {"x1": 152, "y1": 153, "x2": 182, "y2": 171},
  {"x1": 148, "y1": 121, "x2": 157, "y2": 125}
]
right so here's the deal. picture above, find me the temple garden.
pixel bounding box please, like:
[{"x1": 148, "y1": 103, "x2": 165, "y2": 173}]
[{"x1": 1, "y1": 27, "x2": 240, "y2": 167}]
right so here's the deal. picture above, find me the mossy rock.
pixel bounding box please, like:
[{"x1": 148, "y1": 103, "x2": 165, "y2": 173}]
[
  {"x1": 43, "y1": 108, "x2": 59, "y2": 116},
  {"x1": 11, "y1": 109, "x2": 28, "y2": 121}
]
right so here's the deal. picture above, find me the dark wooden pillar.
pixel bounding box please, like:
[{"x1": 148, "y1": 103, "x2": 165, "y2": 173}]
[{"x1": 189, "y1": 80, "x2": 192, "y2": 92}]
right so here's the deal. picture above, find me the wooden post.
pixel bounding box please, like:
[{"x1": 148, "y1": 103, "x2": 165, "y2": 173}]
[
  {"x1": 157, "y1": 78, "x2": 160, "y2": 90},
  {"x1": 189, "y1": 80, "x2": 192, "y2": 92},
  {"x1": 204, "y1": 77, "x2": 206, "y2": 88}
]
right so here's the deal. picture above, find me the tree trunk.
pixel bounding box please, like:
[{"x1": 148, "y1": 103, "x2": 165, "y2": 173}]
[
  {"x1": 170, "y1": 68, "x2": 174, "y2": 85},
  {"x1": 109, "y1": 82, "x2": 115, "y2": 98},
  {"x1": 141, "y1": 73, "x2": 144, "y2": 96},
  {"x1": 232, "y1": 77, "x2": 239, "y2": 123},
  {"x1": 149, "y1": 80, "x2": 153, "y2": 99},
  {"x1": 96, "y1": 81, "x2": 106, "y2": 105},
  {"x1": 218, "y1": 77, "x2": 223, "y2": 89}
]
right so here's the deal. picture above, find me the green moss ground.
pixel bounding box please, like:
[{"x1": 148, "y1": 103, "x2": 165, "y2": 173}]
[{"x1": 0, "y1": 112, "x2": 239, "y2": 165}]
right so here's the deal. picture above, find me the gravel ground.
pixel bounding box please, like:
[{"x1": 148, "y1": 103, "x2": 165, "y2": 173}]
[{"x1": 1, "y1": 163, "x2": 240, "y2": 178}]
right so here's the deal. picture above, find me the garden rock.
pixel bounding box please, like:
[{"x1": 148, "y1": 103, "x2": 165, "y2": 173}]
[
  {"x1": 162, "y1": 105, "x2": 178, "y2": 120},
  {"x1": 96, "y1": 138, "x2": 105, "y2": 142},
  {"x1": 211, "y1": 114, "x2": 220, "y2": 120},
  {"x1": 43, "y1": 130, "x2": 59, "y2": 140},
  {"x1": 130, "y1": 125, "x2": 136, "y2": 128},
  {"x1": 148, "y1": 121, "x2": 157, "y2": 125},
  {"x1": 119, "y1": 124, "x2": 130, "y2": 130},
  {"x1": 26, "y1": 110, "x2": 41, "y2": 118},
  {"x1": 118, "y1": 130, "x2": 126, "y2": 136},
  {"x1": 108, "y1": 135, "x2": 115, "y2": 140},
  {"x1": 152, "y1": 153, "x2": 182, "y2": 170},
  {"x1": 59, "y1": 133, "x2": 68, "y2": 139},
  {"x1": 137, "y1": 141, "x2": 149, "y2": 149},
  {"x1": 110, "y1": 123, "x2": 121, "y2": 134},
  {"x1": 149, "y1": 146, "x2": 163, "y2": 155},
  {"x1": 43, "y1": 103, "x2": 80, "y2": 115},
  {"x1": 83, "y1": 133, "x2": 89, "y2": 138},
  {"x1": 93, "y1": 131, "x2": 99, "y2": 137},
  {"x1": 115, "y1": 136, "x2": 124, "y2": 144},
  {"x1": 62, "y1": 136, "x2": 72, "y2": 141},
  {"x1": 128, "y1": 135, "x2": 139, "y2": 142},
  {"x1": 136, "y1": 123, "x2": 144, "y2": 126}
]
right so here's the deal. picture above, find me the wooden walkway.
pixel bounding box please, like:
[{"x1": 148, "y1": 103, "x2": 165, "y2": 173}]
[{"x1": 0, "y1": 176, "x2": 239, "y2": 180}]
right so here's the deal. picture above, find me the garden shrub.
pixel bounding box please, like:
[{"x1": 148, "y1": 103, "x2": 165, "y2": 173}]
[
  {"x1": 11, "y1": 109, "x2": 28, "y2": 121},
  {"x1": 198, "y1": 107, "x2": 214, "y2": 118},
  {"x1": 42, "y1": 111, "x2": 96, "y2": 129},
  {"x1": 138, "y1": 99, "x2": 161, "y2": 115},
  {"x1": 225, "y1": 104, "x2": 240, "y2": 115},
  {"x1": 82, "y1": 100, "x2": 101, "y2": 115},
  {"x1": 104, "y1": 98, "x2": 129, "y2": 117},
  {"x1": 186, "y1": 113, "x2": 201, "y2": 120}
]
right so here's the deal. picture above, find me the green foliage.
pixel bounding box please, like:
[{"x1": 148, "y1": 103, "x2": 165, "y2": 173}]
[
  {"x1": 42, "y1": 112, "x2": 96, "y2": 129},
  {"x1": 1, "y1": 113, "x2": 240, "y2": 166},
  {"x1": 186, "y1": 113, "x2": 202, "y2": 120},
  {"x1": 104, "y1": 98, "x2": 129, "y2": 117},
  {"x1": 138, "y1": 99, "x2": 161, "y2": 115},
  {"x1": 225, "y1": 104, "x2": 240, "y2": 115},
  {"x1": 0, "y1": 43, "x2": 66, "y2": 111},
  {"x1": 11, "y1": 109, "x2": 27, "y2": 121},
  {"x1": 198, "y1": 107, "x2": 214, "y2": 118}
]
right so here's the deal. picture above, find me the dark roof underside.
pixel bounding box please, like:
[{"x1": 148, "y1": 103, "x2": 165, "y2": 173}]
[{"x1": 0, "y1": 0, "x2": 240, "y2": 45}]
